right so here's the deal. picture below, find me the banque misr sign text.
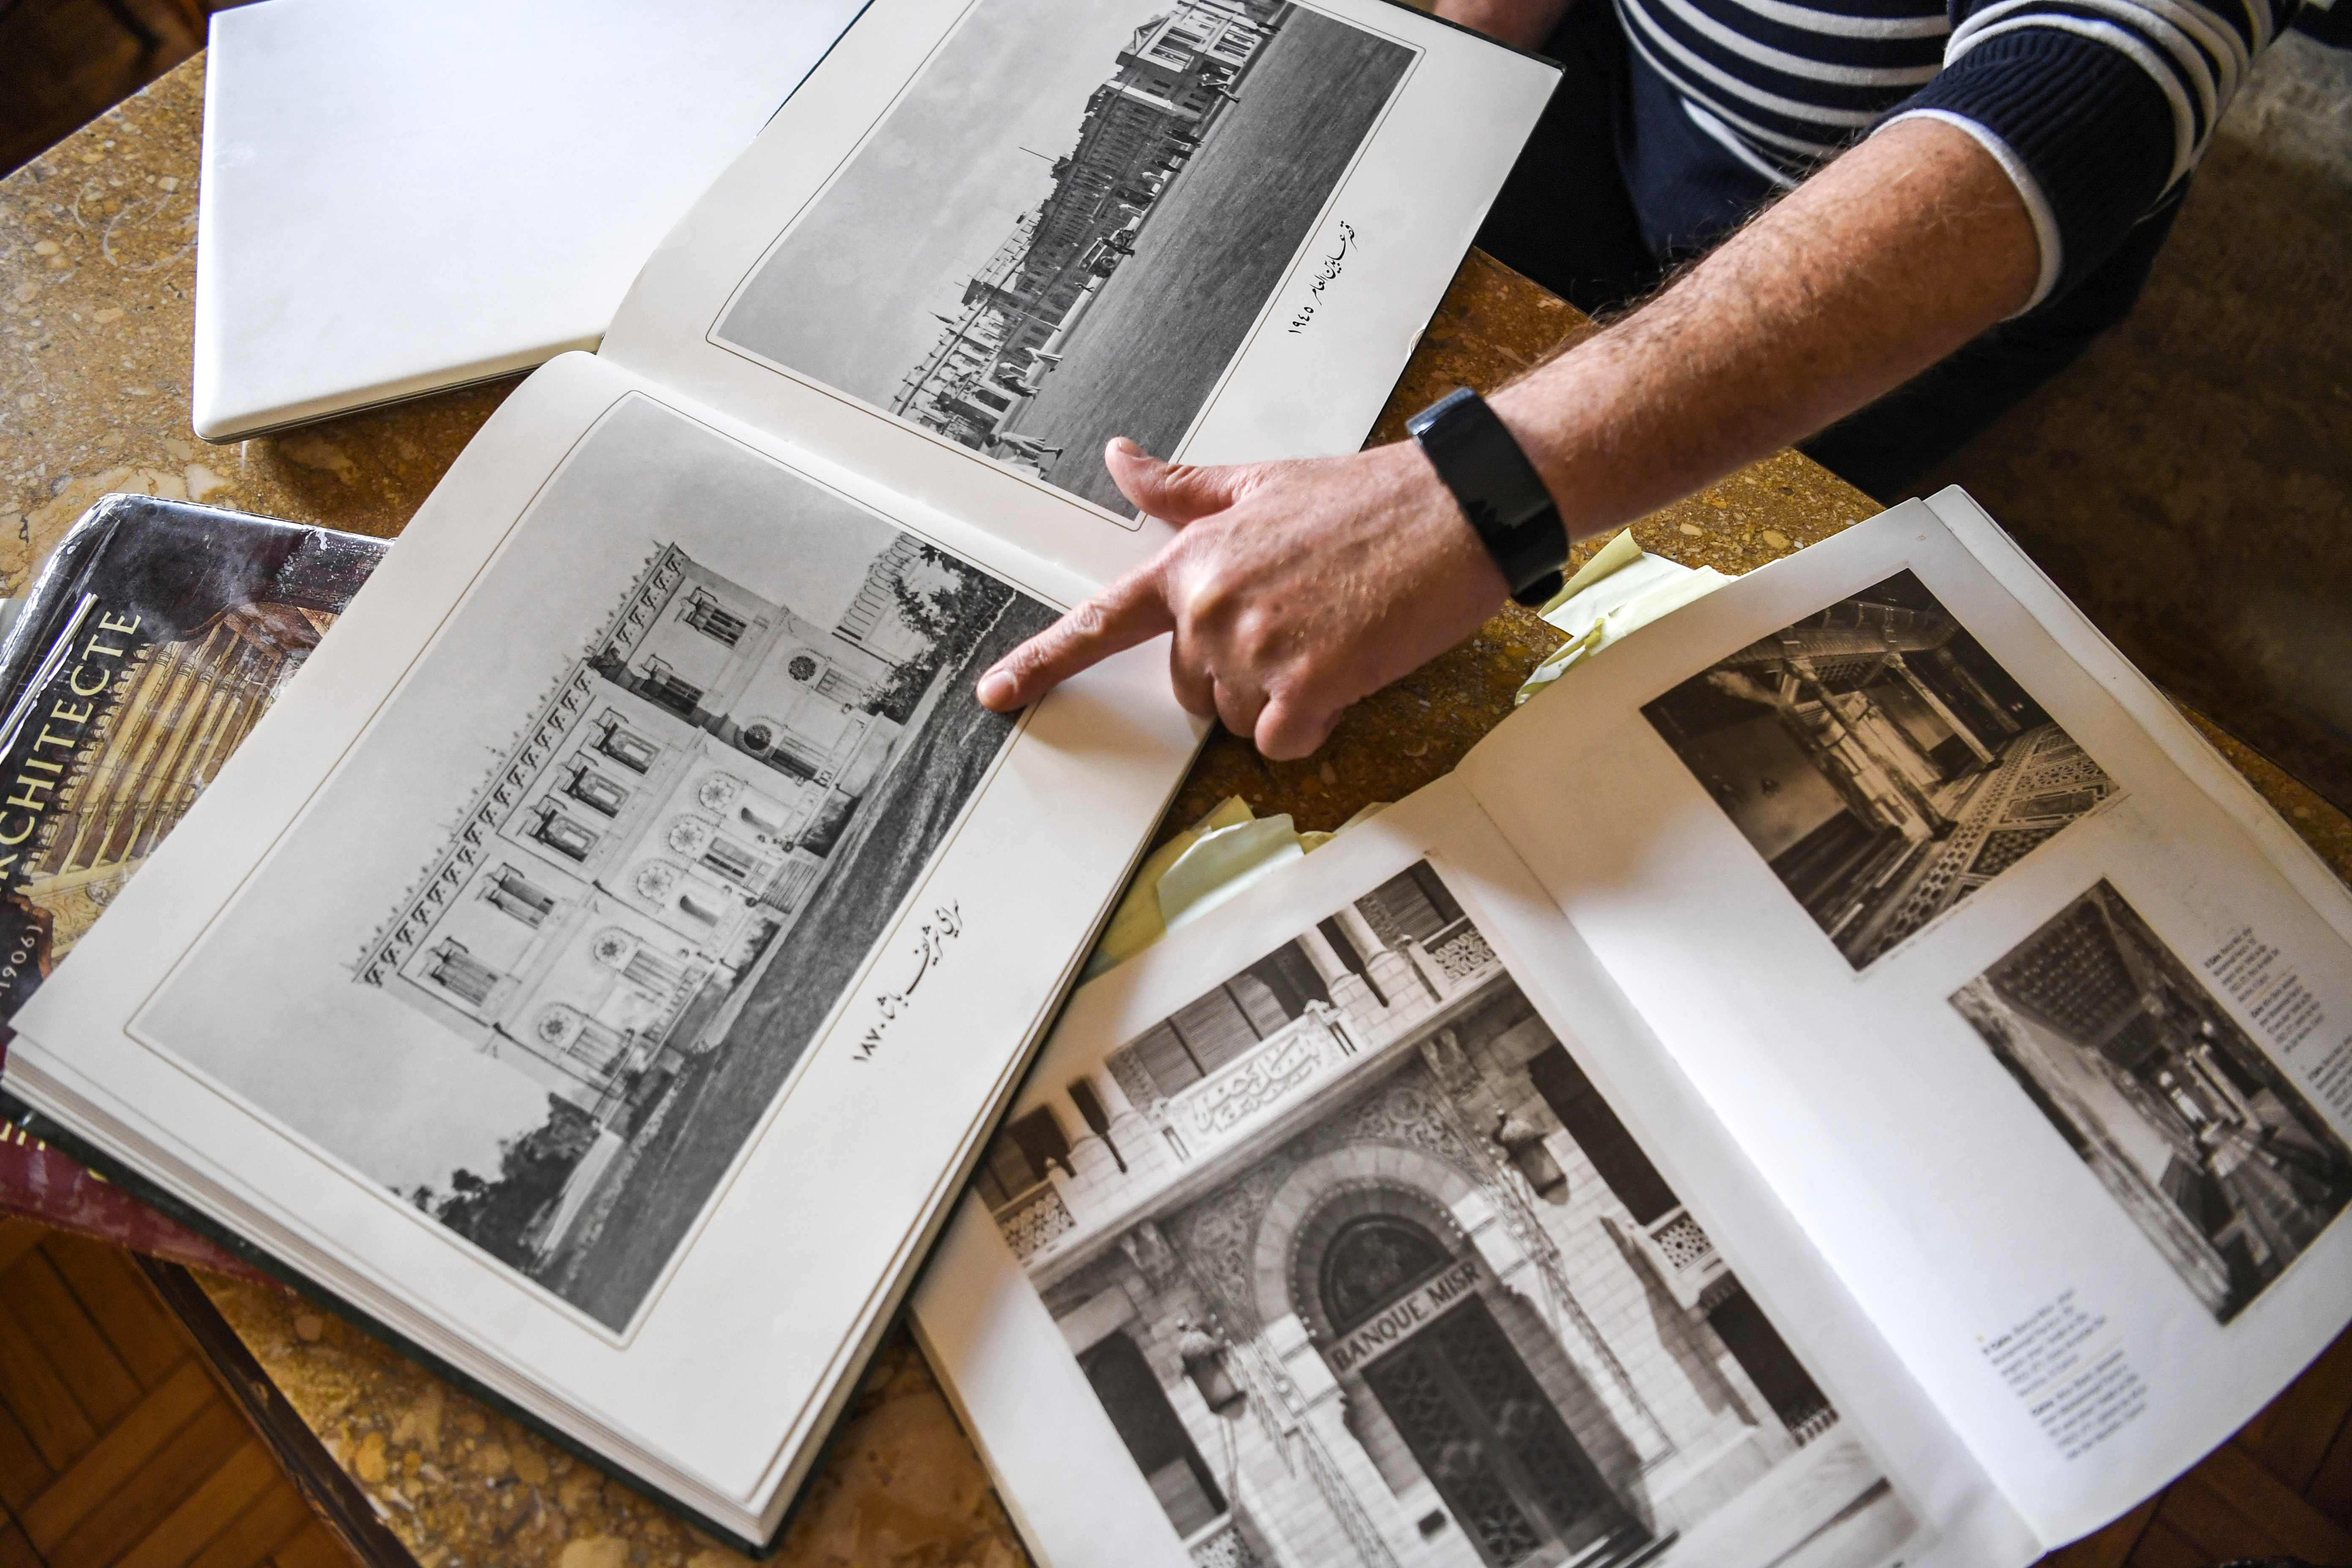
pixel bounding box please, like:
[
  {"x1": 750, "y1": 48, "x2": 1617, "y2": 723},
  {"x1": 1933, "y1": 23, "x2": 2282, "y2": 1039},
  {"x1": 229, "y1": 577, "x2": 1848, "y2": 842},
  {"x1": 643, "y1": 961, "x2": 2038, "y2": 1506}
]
[{"x1": 1326, "y1": 1259, "x2": 1480, "y2": 1375}]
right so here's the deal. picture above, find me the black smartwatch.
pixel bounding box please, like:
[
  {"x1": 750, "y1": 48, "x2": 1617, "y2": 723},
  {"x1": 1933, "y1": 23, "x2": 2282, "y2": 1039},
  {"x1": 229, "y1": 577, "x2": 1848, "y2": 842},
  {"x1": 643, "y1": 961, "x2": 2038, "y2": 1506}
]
[{"x1": 1406, "y1": 387, "x2": 1567, "y2": 608}]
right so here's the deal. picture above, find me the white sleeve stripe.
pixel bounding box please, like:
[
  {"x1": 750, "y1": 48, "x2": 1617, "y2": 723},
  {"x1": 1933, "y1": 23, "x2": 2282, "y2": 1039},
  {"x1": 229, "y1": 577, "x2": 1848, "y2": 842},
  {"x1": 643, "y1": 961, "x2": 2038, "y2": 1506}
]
[
  {"x1": 1950, "y1": 0, "x2": 2230, "y2": 129},
  {"x1": 2082, "y1": 0, "x2": 2250, "y2": 99},
  {"x1": 2020, "y1": 0, "x2": 2230, "y2": 124},
  {"x1": 2165, "y1": 7, "x2": 2247, "y2": 103},
  {"x1": 1621, "y1": 24, "x2": 1853, "y2": 154},
  {"x1": 2240, "y1": 0, "x2": 2274, "y2": 53},
  {"x1": 1946, "y1": 13, "x2": 2200, "y2": 182},
  {"x1": 1700, "y1": 0, "x2": 1953, "y2": 40},
  {"x1": 1879, "y1": 109, "x2": 2065, "y2": 313},
  {"x1": 1684, "y1": 100, "x2": 1804, "y2": 186},
  {"x1": 1645, "y1": 0, "x2": 1945, "y2": 87},
  {"x1": 1620, "y1": 1, "x2": 1882, "y2": 128},
  {"x1": 2024, "y1": 0, "x2": 2222, "y2": 131},
  {"x1": 1950, "y1": 0, "x2": 2254, "y2": 60},
  {"x1": 2137, "y1": 0, "x2": 2248, "y2": 97}
]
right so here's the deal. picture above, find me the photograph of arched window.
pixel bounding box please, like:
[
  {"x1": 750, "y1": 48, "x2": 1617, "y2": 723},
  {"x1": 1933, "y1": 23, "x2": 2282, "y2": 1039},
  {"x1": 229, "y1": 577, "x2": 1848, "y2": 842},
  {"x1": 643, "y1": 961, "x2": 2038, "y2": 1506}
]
[
  {"x1": 1641, "y1": 571, "x2": 2121, "y2": 971},
  {"x1": 1951, "y1": 880, "x2": 2352, "y2": 1323},
  {"x1": 981, "y1": 861, "x2": 1917, "y2": 1568}
]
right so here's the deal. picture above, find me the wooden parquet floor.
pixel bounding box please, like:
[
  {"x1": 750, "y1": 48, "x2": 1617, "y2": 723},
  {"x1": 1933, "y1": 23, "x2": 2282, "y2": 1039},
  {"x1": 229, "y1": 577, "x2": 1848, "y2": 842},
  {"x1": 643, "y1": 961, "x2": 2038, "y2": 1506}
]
[
  {"x1": 2036, "y1": 1321, "x2": 2352, "y2": 1567},
  {"x1": 0, "y1": 0, "x2": 209, "y2": 177},
  {"x1": 0, "y1": 1220, "x2": 354, "y2": 1568}
]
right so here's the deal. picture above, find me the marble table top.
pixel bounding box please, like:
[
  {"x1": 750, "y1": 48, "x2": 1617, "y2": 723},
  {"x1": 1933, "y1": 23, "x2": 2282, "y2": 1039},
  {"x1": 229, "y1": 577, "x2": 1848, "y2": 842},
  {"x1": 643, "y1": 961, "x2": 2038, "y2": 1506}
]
[{"x1": 6, "y1": 52, "x2": 2348, "y2": 1568}]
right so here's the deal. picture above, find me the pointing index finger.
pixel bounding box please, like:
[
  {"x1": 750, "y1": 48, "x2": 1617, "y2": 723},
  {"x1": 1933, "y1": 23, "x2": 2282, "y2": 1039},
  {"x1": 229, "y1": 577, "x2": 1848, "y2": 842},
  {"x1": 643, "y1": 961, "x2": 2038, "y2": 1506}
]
[{"x1": 976, "y1": 566, "x2": 1174, "y2": 711}]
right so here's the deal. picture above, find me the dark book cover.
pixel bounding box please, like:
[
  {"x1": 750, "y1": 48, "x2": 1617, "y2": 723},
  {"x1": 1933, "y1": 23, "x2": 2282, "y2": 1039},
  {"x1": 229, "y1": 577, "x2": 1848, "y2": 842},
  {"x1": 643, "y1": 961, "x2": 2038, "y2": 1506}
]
[{"x1": 0, "y1": 493, "x2": 386, "y2": 1272}]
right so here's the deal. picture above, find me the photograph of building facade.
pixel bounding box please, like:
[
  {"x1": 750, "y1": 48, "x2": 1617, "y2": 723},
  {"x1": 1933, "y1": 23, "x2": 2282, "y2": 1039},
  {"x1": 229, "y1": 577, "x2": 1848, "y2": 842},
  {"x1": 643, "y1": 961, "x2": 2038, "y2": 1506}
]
[
  {"x1": 354, "y1": 536, "x2": 975, "y2": 1284},
  {"x1": 983, "y1": 863, "x2": 1916, "y2": 1568},
  {"x1": 1951, "y1": 881, "x2": 2352, "y2": 1323},
  {"x1": 894, "y1": 0, "x2": 1290, "y2": 461},
  {"x1": 716, "y1": 0, "x2": 1415, "y2": 513},
  {"x1": 1642, "y1": 571, "x2": 2121, "y2": 970}
]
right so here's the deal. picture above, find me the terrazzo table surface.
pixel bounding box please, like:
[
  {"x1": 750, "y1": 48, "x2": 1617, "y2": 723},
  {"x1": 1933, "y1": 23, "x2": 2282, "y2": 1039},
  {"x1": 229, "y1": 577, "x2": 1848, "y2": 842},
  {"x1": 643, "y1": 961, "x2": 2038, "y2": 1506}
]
[{"x1": 6, "y1": 54, "x2": 2350, "y2": 1568}]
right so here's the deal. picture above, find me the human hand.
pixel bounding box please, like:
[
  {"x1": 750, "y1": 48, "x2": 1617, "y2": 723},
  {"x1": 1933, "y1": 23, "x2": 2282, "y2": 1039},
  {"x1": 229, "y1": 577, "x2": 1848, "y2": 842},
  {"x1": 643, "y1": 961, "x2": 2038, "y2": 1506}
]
[{"x1": 975, "y1": 436, "x2": 1510, "y2": 760}]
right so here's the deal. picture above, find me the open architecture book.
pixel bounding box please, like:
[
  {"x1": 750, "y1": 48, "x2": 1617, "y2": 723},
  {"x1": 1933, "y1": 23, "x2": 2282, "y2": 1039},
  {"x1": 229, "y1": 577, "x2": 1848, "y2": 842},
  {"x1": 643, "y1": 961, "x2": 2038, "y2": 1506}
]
[
  {"x1": 1, "y1": 0, "x2": 1558, "y2": 1549},
  {"x1": 912, "y1": 493, "x2": 2352, "y2": 1568}
]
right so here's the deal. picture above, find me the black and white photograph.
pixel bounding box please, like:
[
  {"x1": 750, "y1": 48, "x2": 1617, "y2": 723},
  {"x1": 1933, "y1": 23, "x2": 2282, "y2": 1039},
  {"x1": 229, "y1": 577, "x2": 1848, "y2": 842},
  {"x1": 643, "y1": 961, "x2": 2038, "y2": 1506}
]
[
  {"x1": 713, "y1": 0, "x2": 1416, "y2": 514},
  {"x1": 138, "y1": 395, "x2": 1055, "y2": 1334},
  {"x1": 1642, "y1": 571, "x2": 2121, "y2": 971},
  {"x1": 980, "y1": 861, "x2": 1918, "y2": 1567},
  {"x1": 1951, "y1": 881, "x2": 2352, "y2": 1324}
]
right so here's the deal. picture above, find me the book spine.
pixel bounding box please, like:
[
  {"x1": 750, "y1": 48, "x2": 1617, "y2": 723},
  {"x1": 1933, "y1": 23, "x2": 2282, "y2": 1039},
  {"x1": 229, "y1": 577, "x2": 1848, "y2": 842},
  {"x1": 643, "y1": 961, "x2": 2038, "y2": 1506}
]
[{"x1": 0, "y1": 1117, "x2": 270, "y2": 1281}]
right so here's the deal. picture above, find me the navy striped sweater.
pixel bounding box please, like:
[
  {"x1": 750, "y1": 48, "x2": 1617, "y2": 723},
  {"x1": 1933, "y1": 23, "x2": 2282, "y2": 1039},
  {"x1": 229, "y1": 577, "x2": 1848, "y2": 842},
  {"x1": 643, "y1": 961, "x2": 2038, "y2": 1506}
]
[{"x1": 1612, "y1": 0, "x2": 2302, "y2": 308}]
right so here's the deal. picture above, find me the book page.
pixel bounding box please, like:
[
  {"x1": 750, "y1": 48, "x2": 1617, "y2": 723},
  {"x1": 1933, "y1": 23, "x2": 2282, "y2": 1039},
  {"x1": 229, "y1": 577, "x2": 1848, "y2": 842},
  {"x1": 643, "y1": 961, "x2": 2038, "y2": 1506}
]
[
  {"x1": 1459, "y1": 492, "x2": 2352, "y2": 1543},
  {"x1": 4, "y1": 351, "x2": 1201, "y2": 1542},
  {"x1": 912, "y1": 781, "x2": 2039, "y2": 1568},
  {"x1": 595, "y1": 0, "x2": 1557, "y2": 590}
]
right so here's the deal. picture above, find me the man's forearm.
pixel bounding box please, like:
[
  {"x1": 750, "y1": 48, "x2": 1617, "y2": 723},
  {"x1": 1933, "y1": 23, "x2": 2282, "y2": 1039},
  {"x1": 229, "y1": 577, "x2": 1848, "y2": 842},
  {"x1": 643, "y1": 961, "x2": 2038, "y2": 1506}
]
[
  {"x1": 974, "y1": 120, "x2": 2045, "y2": 758},
  {"x1": 1491, "y1": 117, "x2": 2041, "y2": 535}
]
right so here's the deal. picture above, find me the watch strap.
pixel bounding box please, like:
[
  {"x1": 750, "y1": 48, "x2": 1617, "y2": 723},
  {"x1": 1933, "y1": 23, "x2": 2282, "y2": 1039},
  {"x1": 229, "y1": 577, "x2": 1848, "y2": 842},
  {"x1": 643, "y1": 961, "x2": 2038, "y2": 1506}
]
[{"x1": 1406, "y1": 387, "x2": 1566, "y2": 609}]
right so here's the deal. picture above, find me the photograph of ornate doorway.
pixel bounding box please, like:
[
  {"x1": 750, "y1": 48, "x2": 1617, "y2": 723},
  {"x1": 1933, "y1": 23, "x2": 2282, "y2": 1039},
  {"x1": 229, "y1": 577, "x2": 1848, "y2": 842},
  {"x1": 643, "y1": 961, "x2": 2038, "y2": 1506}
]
[
  {"x1": 982, "y1": 862, "x2": 1921, "y2": 1568},
  {"x1": 1324, "y1": 1213, "x2": 1649, "y2": 1567}
]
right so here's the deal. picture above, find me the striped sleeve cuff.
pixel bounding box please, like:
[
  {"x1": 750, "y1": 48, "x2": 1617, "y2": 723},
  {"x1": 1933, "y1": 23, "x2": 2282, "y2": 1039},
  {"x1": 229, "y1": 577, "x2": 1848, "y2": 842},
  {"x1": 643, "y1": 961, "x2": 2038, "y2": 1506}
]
[{"x1": 1876, "y1": 25, "x2": 2185, "y2": 306}]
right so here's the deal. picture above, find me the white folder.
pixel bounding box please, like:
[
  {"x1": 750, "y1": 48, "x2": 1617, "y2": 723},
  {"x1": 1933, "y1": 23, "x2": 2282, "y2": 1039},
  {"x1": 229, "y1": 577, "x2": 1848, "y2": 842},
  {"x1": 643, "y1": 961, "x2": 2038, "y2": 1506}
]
[{"x1": 193, "y1": 0, "x2": 869, "y2": 440}]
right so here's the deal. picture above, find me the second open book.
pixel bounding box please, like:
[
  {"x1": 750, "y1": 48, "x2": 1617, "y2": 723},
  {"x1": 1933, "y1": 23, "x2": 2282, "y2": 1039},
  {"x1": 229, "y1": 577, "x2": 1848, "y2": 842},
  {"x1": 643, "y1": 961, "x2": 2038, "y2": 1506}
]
[{"x1": 914, "y1": 490, "x2": 2352, "y2": 1568}]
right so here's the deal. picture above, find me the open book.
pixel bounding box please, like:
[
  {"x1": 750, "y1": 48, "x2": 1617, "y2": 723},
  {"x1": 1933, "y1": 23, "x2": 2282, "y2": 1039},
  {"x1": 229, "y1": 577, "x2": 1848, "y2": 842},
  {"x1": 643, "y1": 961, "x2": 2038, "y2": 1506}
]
[
  {"x1": 2, "y1": 0, "x2": 1556, "y2": 1549},
  {"x1": 912, "y1": 492, "x2": 2352, "y2": 1568}
]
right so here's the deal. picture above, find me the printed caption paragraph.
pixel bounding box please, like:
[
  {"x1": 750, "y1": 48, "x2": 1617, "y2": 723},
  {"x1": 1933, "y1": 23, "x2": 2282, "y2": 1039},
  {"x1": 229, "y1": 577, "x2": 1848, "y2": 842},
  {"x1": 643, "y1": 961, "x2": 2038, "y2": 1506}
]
[
  {"x1": 1984, "y1": 1290, "x2": 2147, "y2": 1460},
  {"x1": 2206, "y1": 926, "x2": 2352, "y2": 1119}
]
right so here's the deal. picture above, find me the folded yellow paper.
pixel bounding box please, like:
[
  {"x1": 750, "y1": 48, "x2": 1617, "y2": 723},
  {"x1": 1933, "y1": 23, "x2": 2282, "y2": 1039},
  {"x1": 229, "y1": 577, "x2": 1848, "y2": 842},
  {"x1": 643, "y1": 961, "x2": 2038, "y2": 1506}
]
[{"x1": 1517, "y1": 529, "x2": 1731, "y2": 705}]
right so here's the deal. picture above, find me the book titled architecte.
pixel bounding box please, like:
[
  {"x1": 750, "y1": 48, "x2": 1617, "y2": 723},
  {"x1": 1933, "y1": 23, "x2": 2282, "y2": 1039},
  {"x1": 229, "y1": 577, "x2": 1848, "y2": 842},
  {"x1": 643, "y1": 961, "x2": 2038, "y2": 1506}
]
[{"x1": 0, "y1": 0, "x2": 1558, "y2": 1550}]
